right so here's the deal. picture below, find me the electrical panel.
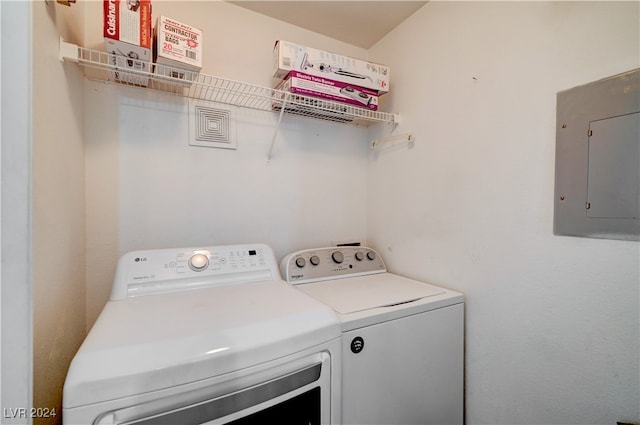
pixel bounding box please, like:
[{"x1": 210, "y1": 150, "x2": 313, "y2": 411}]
[{"x1": 554, "y1": 69, "x2": 640, "y2": 241}]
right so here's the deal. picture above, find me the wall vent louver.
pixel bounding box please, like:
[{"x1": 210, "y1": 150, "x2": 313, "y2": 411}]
[{"x1": 189, "y1": 101, "x2": 237, "y2": 150}]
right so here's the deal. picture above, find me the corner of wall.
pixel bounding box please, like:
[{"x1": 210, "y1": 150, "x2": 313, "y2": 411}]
[{"x1": 32, "y1": 1, "x2": 87, "y2": 424}]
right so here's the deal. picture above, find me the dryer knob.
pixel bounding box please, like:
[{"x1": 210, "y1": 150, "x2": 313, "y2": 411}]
[
  {"x1": 189, "y1": 254, "x2": 209, "y2": 271},
  {"x1": 354, "y1": 251, "x2": 364, "y2": 261},
  {"x1": 295, "y1": 257, "x2": 306, "y2": 268},
  {"x1": 366, "y1": 251, "x2": 376, "y2": 261},
  {"x1": 309, "y1": 255, "x2": 320, "y2": 266},
  {"x1": 331, "y1": 251, "x2": 344, "y2": 264}
]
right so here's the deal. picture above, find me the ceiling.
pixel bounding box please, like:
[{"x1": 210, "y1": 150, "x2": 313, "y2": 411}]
[{"x1": 228, "y1": 1, "x2": 428, "y2": 49}]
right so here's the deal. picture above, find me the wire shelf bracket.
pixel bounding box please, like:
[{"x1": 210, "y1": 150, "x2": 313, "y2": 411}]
[{"x1": 371, "y1": 132, "x2": 415, "y2": 150}]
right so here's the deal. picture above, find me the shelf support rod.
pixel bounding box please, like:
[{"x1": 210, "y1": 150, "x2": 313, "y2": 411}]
[{"x1": 267, "y1": 99, "x2": 287, "y2": 162}]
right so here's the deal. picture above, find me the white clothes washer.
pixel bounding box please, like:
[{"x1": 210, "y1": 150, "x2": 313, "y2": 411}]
[
  {"x1": 63, "y1": 244, "x2": 342, "y2": 425},
  {"x1": 281, "y1": 246, "x2": 464, "y2": 425}
]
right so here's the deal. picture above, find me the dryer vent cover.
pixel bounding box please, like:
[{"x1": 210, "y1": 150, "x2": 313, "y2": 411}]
[{"x1": 189, "y1": 100, "x2": 237, "y2": 150}]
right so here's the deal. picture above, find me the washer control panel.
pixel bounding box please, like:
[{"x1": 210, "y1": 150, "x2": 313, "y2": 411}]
[
  {"x1": 112, "y1": 244, "x2": 277, "y2": 299},
  {"x1": 280, "y1": 246, "x2": 386, "y2": 284}
]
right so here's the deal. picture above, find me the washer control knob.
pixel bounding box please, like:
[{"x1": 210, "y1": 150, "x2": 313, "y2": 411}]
[
  {"x1": 331, "y1": 251, "x2": 344, "y2": 264},
  {"x1": 354, "y1": 251, "x2": 364, "y2": 261},
  {"x1": 366, "y1": 251, "x2": 376, "y2": 261},
  {"x1": 189, "y1": 253, "x2": 209, "y2": 271},
  {"x1": 309, "y1": 255, "x2": 320, "y2": 266},
  {"x1": 295, "y1": 257, "x2": 306, "y2": 268}
]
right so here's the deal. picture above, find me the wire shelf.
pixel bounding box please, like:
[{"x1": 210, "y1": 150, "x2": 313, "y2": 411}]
[{"x1": 61, "y1": 41, "x2": 399, "y2": 127}]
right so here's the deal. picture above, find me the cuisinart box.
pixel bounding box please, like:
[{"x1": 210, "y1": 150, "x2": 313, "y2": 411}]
[
  {"x1": 154, "y1": 15, "x2": 203, "y2": 83},
  {"x1": 103, "y1": 0, "x2": 152, "y2": 86},
  {"x1": 276, "y1": 71, "x2": 379, "y2": 110},
  {"x1": 273, "y1": 40, "x2": 390, "y2": 95}
]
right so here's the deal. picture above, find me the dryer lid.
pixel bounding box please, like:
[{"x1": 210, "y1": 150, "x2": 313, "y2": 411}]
[
  {"x1": 297, "y1": 273, "x2": 445, "y2": 314},
  {"x1": 63, "y1": 280, "x2": 340, "y2": 409}
]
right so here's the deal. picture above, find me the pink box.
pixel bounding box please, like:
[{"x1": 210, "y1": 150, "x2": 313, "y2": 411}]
[{"x1": 276, "y1": 71, "x2": 379, "y2": 111}]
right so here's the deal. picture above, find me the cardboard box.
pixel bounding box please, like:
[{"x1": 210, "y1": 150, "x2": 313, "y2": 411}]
[
  {"x1": 276, "y1": 71, "x2": 379, "y2": 111},
  {"x1": 154, "y1": 15, "x2": 203, "y2": 83},
  {"x1": 103, "y1": 0, "x2": 152, "y2": 86},
  {"x1": 273, "y1": 40, "x2": 390, "y2": 95}
]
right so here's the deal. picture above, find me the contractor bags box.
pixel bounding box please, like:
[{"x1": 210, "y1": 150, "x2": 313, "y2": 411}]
[
  {"x1": 273, "y1": 40, "x2": 390, "y2": 95},
  {"x1": 154, "y1": 15, "x2": 203, "y2": 83},
  {"x1": 103, "y1": 0, "x2": 152, "y2": 86}
]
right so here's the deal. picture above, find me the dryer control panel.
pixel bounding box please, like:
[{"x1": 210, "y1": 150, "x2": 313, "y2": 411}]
[
  {"x1": 280, "y1": 247, "x2": 386, "y2": 285},
  {"x1": 111, "y1": 244, "x2": 278, "y2": 300}
]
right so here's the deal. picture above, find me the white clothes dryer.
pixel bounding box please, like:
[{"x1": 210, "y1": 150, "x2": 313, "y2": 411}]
[
  {"x1": 281, "y1": 246, "x2": 464, "y2": 425},
  {"x1": 63, "y1": 244, "x2": 342, "y2": 425}
]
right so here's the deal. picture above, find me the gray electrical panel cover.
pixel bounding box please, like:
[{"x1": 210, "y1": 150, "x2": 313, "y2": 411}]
[{"x1": 554, "y1": 69, "x2": 640, "y2": 241}]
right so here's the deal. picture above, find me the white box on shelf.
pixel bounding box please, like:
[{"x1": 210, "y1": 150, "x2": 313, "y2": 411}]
[
  {"x1": 103, "y1": 0, "x2": 152, "y2": 86},
  {"x1": 154, "y1": 15, "x2": 203, "y2": 83},
  {"x1": 276, "y1": 71, "x2": 379, "y2": 111},
  {"x1": 273, "y1": 40, "x2": 390, "y2": 94}
]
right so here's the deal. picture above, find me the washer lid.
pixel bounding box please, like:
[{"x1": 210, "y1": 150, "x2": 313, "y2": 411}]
[
  {"x1": 63, "y1": 280, "x2": 340, "y2": 409},
  {"x1": 297, "y1": 273, "x2": 445, "y2": 314}
]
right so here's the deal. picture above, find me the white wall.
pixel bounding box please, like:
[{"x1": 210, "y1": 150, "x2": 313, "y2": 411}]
[
  {"x1": 368, "y1": 2, "x2": 639, "y2": 424},
  {"x1": 31, "y1": 1, "x2": 87, "y2": 423},
  {"x1": 1, "y1": 1, "x2": 33, "y2": 421},
  {"x1": 83, "y1": 1, "x2": 371, "y2": 326}
]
